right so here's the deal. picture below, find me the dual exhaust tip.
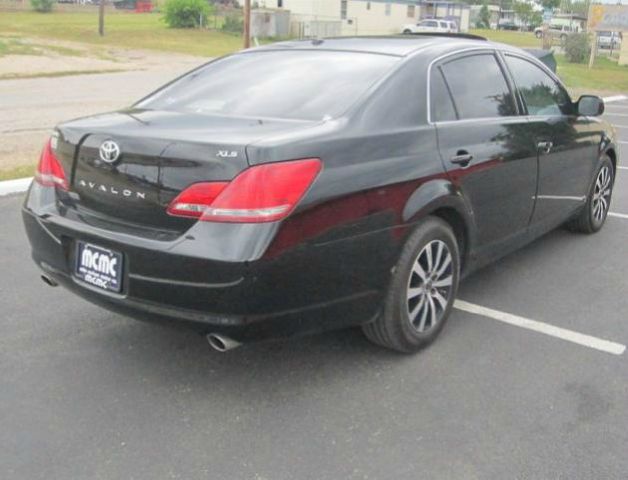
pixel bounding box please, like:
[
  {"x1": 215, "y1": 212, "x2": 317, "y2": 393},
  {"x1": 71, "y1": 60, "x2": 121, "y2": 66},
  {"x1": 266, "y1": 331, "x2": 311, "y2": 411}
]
[{"x1": 41, "y1": 273, "x2": 240, "y2": 353}]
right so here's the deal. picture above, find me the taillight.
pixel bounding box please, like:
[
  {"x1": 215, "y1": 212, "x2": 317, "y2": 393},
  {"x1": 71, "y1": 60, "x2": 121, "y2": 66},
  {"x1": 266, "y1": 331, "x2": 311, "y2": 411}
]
[
  {"x1": 34, "y1": 138, "x2": 68, "y2": 190},
  {"x1": 167, "y1": 182, "x2": 229, "y2": 218},
  {"x1": 167, "y1": 158, "x2": 321, "y2": 223}
]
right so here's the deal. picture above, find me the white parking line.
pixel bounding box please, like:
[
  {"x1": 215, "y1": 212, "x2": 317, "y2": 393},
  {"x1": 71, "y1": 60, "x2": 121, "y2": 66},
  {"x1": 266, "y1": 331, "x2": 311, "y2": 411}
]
[
  {"x1": 454, "y1": 300, "x2": 626, "y2": 355},
  {"x1": 609, "y1": 212, "x2": 628, "y2": 219},
  {"x1": 605, "y1": 113, "x2": 628, "y2": 117}
]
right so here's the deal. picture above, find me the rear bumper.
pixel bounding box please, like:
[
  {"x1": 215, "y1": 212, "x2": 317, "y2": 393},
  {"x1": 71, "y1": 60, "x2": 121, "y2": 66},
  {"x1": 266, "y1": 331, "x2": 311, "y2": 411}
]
[{"x1": 22, "y1": 190, "x2": 391, "y2": 342}]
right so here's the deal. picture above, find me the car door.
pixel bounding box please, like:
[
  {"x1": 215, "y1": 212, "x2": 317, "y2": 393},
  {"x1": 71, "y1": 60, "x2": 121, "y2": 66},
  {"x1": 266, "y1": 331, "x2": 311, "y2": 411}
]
[
  {"x1": 431, "y1": 51, "x2": 538, "y2": 251},
  {"x1": 502, "y1": 53, "x2": 598, "y2": 226}
]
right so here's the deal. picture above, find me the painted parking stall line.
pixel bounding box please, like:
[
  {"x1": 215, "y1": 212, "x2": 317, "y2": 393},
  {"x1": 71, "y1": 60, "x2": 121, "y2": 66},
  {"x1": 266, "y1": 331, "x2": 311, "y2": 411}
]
[
  {"x1": 454, "y1": 300, "x2": 626, "y2": 356},
  {"x1": 609, "y1": 212, "x2": 628, "y2": 219}
]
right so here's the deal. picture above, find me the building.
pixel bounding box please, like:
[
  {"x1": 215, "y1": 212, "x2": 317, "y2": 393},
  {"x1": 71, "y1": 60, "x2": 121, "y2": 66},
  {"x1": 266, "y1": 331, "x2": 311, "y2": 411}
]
[{"x1": 271, "y1": 0, "x2": 470, "y2": 36}]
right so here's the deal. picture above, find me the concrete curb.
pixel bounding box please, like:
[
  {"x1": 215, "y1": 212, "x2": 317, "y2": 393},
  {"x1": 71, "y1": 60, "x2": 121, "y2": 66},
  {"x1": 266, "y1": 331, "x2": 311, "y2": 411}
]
[
  {"x1": 603, "y1": 95, "x2": 628, "y2": 103},
  {"x1": 0, "y1": 177, "x2": 32, "y2": 197}
]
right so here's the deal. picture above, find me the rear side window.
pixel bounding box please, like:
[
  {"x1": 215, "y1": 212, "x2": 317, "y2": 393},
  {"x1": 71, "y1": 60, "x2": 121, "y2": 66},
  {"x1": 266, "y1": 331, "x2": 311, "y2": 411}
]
[
  {"x1": 440, "y1": 53, "x2": 516, "y2": 119},
  {"x1": 430, "y1": 67, "x2": 457, "y2": 122},
  {"x1": 137, "y1": 51, "x2": 399, "y2": 121},
  {"x1": 504, "y1": 55, "x2": 573, "y2": 116}
]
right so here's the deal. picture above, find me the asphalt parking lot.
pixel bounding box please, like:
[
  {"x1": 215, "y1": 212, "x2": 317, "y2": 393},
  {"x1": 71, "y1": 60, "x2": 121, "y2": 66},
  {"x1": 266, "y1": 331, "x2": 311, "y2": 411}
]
[{"x1": 1, "y1": 102, "x2": 627, "y2": 480}]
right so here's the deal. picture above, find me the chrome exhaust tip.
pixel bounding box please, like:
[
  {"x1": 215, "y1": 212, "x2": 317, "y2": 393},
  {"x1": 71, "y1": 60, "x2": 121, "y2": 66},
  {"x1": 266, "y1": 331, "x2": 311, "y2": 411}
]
[
  {"x1": 41, "y1": 274, "x2": 58, "y2": 287},
  {"x1": 206, "y1": 333, "x2": 241, "y2": 352}
]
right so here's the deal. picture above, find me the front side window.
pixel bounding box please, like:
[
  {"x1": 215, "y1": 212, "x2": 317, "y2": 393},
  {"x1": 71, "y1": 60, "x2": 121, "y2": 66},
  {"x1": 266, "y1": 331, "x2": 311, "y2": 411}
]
[
  {"x1": 137, "y1": 51, "x2": 399, "y2": 121},
  {"x1": 505, "y1": 55, "x2": 572, "y2": 116},
  {"x1": 407, "y1": 5, "x2": 415, "y2": 17},
  {"x1": 341, "y1": 0, "x2": 347, "y2": 19},
  {"x1": 385, "y1": 3, "x2": 391, "y2": 16},
  {"x1": 440, "y1": 53, "x2": 516, "y2": 119}
]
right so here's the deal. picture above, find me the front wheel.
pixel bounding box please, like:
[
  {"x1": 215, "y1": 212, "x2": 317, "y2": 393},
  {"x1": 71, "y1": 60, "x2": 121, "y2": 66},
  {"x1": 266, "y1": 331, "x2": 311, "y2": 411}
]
[
  {"x1": 535, "y1": 31, "x2": 542, "y2": 39},
  {"x1": 363, "y1": 217, "x2": 460, "y2": 353},
  {"x1": 402, "y1": 29, "x2": 412, "y2": 34},
  {"x1": 567, "y1": 156, "x2": 614, "y2": 233}
]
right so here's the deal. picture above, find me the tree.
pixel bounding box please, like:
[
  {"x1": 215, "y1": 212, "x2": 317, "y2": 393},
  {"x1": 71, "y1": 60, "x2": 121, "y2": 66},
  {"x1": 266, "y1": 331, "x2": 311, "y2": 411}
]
[
  {"x1": 540, "y1": 0, "x2": 560, "y2": 10},
  {"x1": 479, "y1": 1, "x2": 491, "y2": 29},
  {"x1": 513, "y1": 0, "x2": 534, "y2": 28}
]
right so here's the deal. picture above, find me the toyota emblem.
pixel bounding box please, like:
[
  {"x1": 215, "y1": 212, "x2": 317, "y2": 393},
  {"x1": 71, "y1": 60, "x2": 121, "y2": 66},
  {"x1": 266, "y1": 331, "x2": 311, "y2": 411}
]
[{"x1": 99, "y1": 140, "x2": 121, "y2": 164}]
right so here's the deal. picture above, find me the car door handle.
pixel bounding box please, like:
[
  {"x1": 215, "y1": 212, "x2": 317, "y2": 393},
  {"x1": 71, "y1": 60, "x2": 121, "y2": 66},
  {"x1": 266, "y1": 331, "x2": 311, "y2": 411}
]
[
  {"x1": 450, "y1": 151, "x2": 473, "y2": 167},
  {"x1": 537, "y1": 141, "x2": 553, "y2": 154}
]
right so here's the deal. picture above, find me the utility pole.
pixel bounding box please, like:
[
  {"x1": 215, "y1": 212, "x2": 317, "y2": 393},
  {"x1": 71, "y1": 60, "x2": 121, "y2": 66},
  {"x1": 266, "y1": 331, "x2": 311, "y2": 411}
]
[
  {"x1": 98, "y1": 0, "x2": 105, "y2": 37},
  {"x1": 243, "y1": 0, "x2": 251, "y2": 49}
]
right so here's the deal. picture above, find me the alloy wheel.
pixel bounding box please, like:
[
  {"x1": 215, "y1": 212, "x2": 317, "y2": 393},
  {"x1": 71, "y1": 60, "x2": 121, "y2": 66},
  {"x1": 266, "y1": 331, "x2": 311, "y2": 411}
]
[
  {"x1": 406, "y1": 239, "x2": 454, "y2": 333},
  {"x1": 592, "y1": 165, "x2": 612, "y2": 222}
]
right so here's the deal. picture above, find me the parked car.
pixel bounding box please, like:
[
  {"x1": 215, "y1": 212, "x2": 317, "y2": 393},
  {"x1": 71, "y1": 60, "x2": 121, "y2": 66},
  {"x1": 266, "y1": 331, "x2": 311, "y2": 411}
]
[
  {"x1": 598, "y1": 31, "x2": 622, "y2": 49},
  {"x1": 497, "y1": 20, "x2": 519, "y2": 31},
  {"x1": 403, "y1": 19, "x2": 457, "y2": 34},
  {"x1": 23, "y1": 36, "x2": 618, "y2": 353},
  {"x1": 534, "y1": 24, "x2": 578, "y2": 42}
]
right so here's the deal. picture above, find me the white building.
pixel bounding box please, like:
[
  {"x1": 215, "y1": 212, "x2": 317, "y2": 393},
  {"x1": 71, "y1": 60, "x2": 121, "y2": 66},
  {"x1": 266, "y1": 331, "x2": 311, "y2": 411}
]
[{"x1": 270, "y1": 0, "x2": 470, "y2": 36}]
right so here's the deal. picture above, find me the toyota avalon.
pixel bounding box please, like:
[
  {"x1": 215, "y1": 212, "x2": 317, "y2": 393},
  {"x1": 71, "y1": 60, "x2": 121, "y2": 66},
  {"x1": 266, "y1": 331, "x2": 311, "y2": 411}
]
[{"x1": 22, "y1": 35, "x2": 618, "y2": 352}]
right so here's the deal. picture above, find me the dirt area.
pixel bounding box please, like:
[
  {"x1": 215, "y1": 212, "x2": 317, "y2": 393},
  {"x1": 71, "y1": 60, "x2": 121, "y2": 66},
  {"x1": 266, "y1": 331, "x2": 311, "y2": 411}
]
[
  {"x1": 0, "y1": 38, "x2": 206, "y2": 176},
  {"x1": 0, "y1": 36, "x2": 205, "y2": 79}
]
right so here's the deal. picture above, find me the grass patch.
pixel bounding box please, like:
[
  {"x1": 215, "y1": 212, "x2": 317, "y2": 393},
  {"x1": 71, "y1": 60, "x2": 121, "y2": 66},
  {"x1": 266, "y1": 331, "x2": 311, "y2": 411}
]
[
  {"x1": 470, "y1": 28, "x2": 541, "y2": 48},
  {"x1": 0, "y1": 11, "x2": 244, "y2": 57},
  {"x1": 556, "y1": 55, "x2": 628, "y2": 93},
  {"x1": 0, "y1": 164, "x2": 35, "y2": 181},
  {"x1": 0, "y1": 37, "x2": 44, "y2": 56}
]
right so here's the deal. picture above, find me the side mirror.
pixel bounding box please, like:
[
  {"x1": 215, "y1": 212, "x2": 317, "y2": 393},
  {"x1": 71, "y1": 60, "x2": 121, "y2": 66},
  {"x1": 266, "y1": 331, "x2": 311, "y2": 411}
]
[{"x1": 577, "y1": 95, "x2": 604, "y2": 116}]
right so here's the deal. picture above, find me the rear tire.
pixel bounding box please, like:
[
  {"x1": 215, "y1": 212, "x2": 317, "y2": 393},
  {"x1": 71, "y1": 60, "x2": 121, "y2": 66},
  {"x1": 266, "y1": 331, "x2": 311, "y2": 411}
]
[
  {"x1": 403, "y1": 29, "x2": 412, "y2": 34},
  {"x1": 566, "y1": 156, "x2": 614, "y2": 234},
  {"x1": 363, "y1": 217, "x2": 460, "y2": 353}
]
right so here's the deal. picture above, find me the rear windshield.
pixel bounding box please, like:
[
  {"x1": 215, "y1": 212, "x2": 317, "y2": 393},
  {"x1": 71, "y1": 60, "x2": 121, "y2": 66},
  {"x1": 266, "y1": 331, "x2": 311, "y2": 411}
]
[{"x1": 137, "y1": 50, "x2": 399, "y2": 121}]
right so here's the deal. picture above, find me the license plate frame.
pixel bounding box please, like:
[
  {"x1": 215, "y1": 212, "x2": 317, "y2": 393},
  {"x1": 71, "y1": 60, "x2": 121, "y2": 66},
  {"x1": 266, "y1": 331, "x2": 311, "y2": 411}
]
[{"x1": 75, "y1": 241, "x2": 123, "y2": 293}]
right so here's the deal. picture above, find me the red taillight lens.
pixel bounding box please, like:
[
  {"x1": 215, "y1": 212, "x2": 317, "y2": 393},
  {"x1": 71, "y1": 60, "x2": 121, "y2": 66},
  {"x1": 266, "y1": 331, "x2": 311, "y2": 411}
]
[
  {"x1": 167, "y1": 182, "x2": 229, "y2": 218},
  {"x1": 34, "y1": 138, "x2": 68, "y2": 190},
  {"x1": 167, "y1": 158, "x2": 322, "y2": 223}
]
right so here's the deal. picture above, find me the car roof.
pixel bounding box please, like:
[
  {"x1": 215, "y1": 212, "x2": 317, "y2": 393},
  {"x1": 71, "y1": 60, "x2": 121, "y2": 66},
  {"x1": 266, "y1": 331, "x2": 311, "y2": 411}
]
[{"x1": 254, "y1": 35, "x2": 517, "y2": 58}]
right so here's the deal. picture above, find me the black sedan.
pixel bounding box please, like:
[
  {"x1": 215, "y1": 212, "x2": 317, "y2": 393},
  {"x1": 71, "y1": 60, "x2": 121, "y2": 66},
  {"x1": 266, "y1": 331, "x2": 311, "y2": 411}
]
[{"x1": 23, "y1": 35, "x2": 618, "y2": 353}]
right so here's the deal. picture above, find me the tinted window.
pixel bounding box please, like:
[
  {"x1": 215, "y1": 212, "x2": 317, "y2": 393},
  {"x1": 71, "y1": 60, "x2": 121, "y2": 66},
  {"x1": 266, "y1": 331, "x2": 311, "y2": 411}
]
[
  {"x1": 440, "y1": 53, "x2": 516, "y2": 119},
  {"x1": 430, "y1": 67, "x2": 457, "y2": 122},
  {"x1": 505, "y1": 55, "x2": 572, "y2": 116},
  {"x1": 138, "y1": 51, "x2": 398, "y2": 121}
]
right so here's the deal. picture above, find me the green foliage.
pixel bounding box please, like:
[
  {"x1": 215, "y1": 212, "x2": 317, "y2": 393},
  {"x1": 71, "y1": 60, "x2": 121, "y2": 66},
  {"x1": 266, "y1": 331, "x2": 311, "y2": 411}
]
[
  {"x1": 564, "y1": 32, "x2": 590, "y2": 64},
  {"x1": 478, "y1": 2, "x2": 490, "y2": 29},
  {"x1": 540, "y1": 0, "x2": 560, "y2": 10},
  {"x1": 513, "y1": 1, "x2": 534, "y2": 27},
  {"x1": 221, "y1": 14, "x2": 243, "y2": 34},
  {"x1": 29, "y1": 0, "x2": 54, "y2": 13},
  {"x1": 529, "y1": 11, "x2": 543, "y2": 29},
  {"x1": 163, "y1": 0, "x2": 212, "y2": 28}
]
